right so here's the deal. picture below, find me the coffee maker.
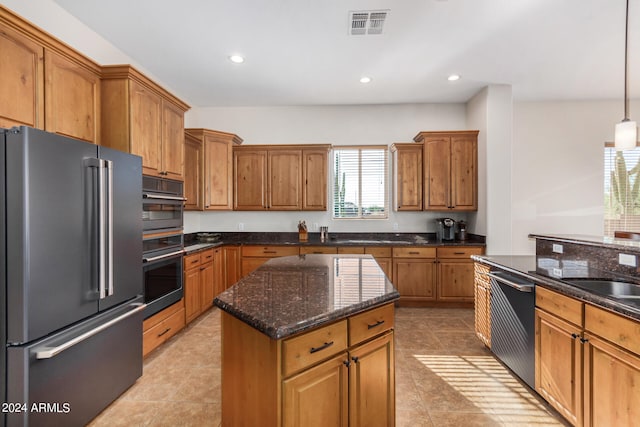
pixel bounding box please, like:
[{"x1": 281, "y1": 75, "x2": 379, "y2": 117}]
[{"x1": 435, "y1": 218, "x2": 455, "y2": 241}]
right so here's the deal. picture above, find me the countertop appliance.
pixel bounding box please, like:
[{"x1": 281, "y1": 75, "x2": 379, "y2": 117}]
[
  {"x1": 1, "y1": 127, "x2": 144, "y2": 426},
  {"x1": 435, "y1": 218, "x2": 455, "y2": 241},
  {"x1": 488, "y1": 269, "x2": 536, "y2": 389}
]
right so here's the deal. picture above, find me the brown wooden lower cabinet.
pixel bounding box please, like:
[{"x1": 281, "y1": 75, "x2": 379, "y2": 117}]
[
  {"x1": 241, "y1": 245, "x2": 299, "y2": 276},
  {"x1": 221, "y1": 303, "x2": 395, "y2": 426},
  {"x1": 223, "y1": 246, "x2": 241, "y2": 288},
  {"x1": 184, "y1": 248, "x2": 220, "y2": 324},
  {"x1": 142, "y1": 300, "x2": 185, "y2": 357},
  {"x1": 473, "y1": 262, "x2": 491, "y2": 347},
  {"x1": 535, "y1": 286, "x2": 640, "y2": 426}
]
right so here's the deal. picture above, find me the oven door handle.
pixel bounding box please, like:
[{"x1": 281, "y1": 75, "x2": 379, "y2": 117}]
[
  {"x1": 143, "y1": 249, "x2": 185, "y2": 263},
  {"x1": 143, "y1": 193, "x2": 187, "y2": 201},
  {"x1": 487, "y1": 272, "x2": 535, "y2": 292}
]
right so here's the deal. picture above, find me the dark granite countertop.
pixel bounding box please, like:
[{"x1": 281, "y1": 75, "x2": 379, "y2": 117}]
[
  {"x1": 213, "y1": 254, "x2": 400, "y2": 340},
  {"x1": 473, "y1": 254, "x2": 640, "y2": 321},
  {"x1": 529, "y1": 233, "x2": 640, "y2": 254},
  {"x1": 184, "y1": 231, "x2": 485, "y2": 254}
]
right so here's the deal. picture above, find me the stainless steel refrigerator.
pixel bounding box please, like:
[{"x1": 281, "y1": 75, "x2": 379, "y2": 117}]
[{"x1": 1, "y1": 127, "x2": 144, "y2": 427}]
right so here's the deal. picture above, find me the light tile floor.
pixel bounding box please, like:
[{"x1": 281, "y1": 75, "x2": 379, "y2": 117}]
[{"x1": 89, "y1": 307, "x2": 567, "y2": 427}]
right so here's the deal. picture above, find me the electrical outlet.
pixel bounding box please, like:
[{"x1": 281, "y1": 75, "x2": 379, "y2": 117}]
[
  {"x1": 619, "y1": 253, "x2": 637, "y2": 267},
  {"x1": 392, "y1": 223, "x2": 399, "y2": 231},
  {"x1": 238, "y1": 223, "x2": 244, "y2": 231},
  {"x1": 552, "y1": 244, "x2": 563, "y2": 254},
  {"x1": 313, "y1": 223, "x2": 319, "y2": 231}
]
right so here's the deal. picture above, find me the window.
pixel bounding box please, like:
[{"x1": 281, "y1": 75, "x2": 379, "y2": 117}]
[
  {"x1": 604, "y1": 145, "x2": 640, "y2": 236},
  {"x1": 333, "y1": 146, "x2": 388, "y2": 219}
]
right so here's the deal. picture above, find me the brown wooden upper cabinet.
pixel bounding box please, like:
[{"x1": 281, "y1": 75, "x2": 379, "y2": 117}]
[
  {"x1": 414, "y1": 130, "x2": 479, "y2": 211},
  {"x1": 184, "y1": 128, "x2": 243, "y2": 211},
  {"x1": 100, "y1": 65, "x2": 190, "y2": 180},
  {"x1": 233, "y1": 145, "x2": 330, "y2": 211},
  {"x1": 391, "y1": 143, "x2": 423, "y2": 211},
  {"x1": 0, "y1": 7, "x2": 101, "y2": 144}
]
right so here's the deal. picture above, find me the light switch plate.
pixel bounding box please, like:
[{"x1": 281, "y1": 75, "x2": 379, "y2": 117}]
[
  {"x1": 552, "y1": 244, "x2": 563, "y2": 254},
  {"x1": 619, "y1": 253, "x2": 637, "y2": 267}
]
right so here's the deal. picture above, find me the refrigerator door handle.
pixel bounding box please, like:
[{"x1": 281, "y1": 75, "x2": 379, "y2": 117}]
[
  {"x1": 105, "y1": 159, "x2": 114, "y2": 297},
  {"x1": 34, "y1": 303, "x2": 146, "y2": 360}
]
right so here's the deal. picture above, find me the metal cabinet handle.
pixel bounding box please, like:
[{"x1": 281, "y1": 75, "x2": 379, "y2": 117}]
[
  {"x1": 310, "y1": 341, "x2": 334, "y2": 354},
  {"x1": 35, "y1": 303, "x2": 146, "y2": 359},
  {"x1": 367, "y1": 320, "x2": 385, "y2": 330},
  {"x1": 157, "y1": 328, "x2": 171, "y2": 338}
]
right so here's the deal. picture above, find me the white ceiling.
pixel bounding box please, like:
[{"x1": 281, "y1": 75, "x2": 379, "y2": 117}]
[{"x1": 53, "y1": 0, "x2": 638, "y2": 108}]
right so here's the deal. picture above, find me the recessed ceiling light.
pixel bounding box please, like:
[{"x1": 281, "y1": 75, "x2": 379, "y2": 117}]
[
  {"x1": 360, "y1": 76, "x2": 372, "y2": 84},
  {"x1": 229, "y1": 55, "x2": 245, "y2": 64},
  {"x1": 447, "y1": 74, "x2": 460, "y2": 81}
]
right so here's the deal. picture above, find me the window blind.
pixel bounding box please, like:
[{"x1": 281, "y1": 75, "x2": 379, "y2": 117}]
[
  {"x1": 333, "y1": 147, "x2": 388, "y2": 219},
  {"x1": 604, "y1": 145, "x2": 640, "y2": 236}
]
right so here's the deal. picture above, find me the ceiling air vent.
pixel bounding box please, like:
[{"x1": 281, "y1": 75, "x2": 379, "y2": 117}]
[{"x1": 349, "y1": 10, "x2": 389, "y2": 35}]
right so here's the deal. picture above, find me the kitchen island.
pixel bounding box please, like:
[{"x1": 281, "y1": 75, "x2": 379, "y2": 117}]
[{"x1": 214, "y1": 254, "x2": 399, "y2": 427}]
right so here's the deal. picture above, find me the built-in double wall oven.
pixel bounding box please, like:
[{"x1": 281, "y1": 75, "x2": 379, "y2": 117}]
[{"x1": 142, "y1": 176, "x2": 186, "y2": 318}]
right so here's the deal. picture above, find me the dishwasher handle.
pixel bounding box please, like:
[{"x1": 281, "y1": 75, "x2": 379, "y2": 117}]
[{"x1": 487, "y1": 272, "x2": 535, "y2": 293}]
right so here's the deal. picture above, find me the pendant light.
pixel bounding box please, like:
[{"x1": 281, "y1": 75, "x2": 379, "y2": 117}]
[{"x1": 615, "y1": 0, "x2": 637, "y2": 150}]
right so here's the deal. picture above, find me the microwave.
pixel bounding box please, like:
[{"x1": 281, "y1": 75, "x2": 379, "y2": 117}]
[{"x1": 142, "y1": 176, "x2": 185, "y2": 232}]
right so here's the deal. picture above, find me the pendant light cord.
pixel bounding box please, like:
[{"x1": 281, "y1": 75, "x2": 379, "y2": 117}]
[{"x1": 624, "y1": 0, "x2": 630, "y2": 121}]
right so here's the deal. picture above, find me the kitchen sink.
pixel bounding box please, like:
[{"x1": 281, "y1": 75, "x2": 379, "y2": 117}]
[{"x1": 564, "y1": 279, "x2": 640, "y2": 300}]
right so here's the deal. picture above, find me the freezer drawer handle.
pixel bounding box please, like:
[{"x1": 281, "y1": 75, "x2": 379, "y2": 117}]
[
  {"x1": 34, "y1": 303, "x2": 146, "y2": 360},
  {"x1": 486, "y1": 272, "x2": 534, "y2": 292}
]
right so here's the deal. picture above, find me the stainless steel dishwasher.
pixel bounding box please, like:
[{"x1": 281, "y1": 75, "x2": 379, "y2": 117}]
[{"x1": 487, "y1": 270, "x2": 536, "y2": 389}]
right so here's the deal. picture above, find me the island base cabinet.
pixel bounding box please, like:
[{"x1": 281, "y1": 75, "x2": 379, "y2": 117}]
[
  {"x1": 583, "y1": 333, "x2": 640, "y2": 427},
  {"x1": 349, "y1": 332, "x2": 395, "y2": 427},
  {"x1": 534, "y1": 308, "x2": 582, "y2": 426},
  {"x1": 283, "y1": 353, "x2": 349, "y2": 427}
]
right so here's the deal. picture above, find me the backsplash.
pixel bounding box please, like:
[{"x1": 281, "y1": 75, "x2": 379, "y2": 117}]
[{"x1": 535, "y1": 238, "x2": 640, "y2": 283}]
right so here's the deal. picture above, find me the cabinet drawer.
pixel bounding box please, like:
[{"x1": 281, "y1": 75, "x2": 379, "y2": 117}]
[
  {"x1": 365, "y1": 247, "x2": 392, "y2": 258},
  {"x1": 392, "y1": 247, "x2": 436, "y2": 258},
  {"x1": 282, "y1": 320, "x2": 348, "y2": 377},
  {"x1": 585, "y1": 304, "x2": 640, "y2": 355},
  {"x1": 200, "y1": 248, "x2": 215, "y2": 264},
  {"x1": 437, "y1": 246, "x2": 484, "y2": 258},
  {"x1": 338, "y1": 246, "x2": 365, "y2": 254},
  {"x1": 184, "y1": 252, "x2": 202, "y2": 270},
  {"x1": 348, "y1": 303, "x2": 394, "y2": 346},
  {"x1": 536, "y1": 287, "x2": 583, "y2": 326},
  {"x1": 143, "y1": 306, "x2": 185, "y2": 356},
  {"x1": 300, "y1": 246, "x2": 337, "y2": 254},
  {"x1": 143, "y1": 299, "x2": 184, "y2": 331},
  {"x1": 242, "y1": 245, "x2": 299, "y2": 257}
]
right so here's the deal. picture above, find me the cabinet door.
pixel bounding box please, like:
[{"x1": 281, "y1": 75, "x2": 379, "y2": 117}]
[
  {"x1": 184, "y1": 133, "x2": 202, "y2": 210},
  {"x1": 200, "y1": 261, "x2": 214, "y2": 313},
  {"x1": 303, "y1": 149, "x2": 328, "y2": 210},
  {"x1": 450, "y1": 135, "x2": 477, "y2": 210},
  {"x1": 392, "y1": 258, "x2": 436, "y2": 301},
  {"x1": 269, "y1": 150, "x2": 302, "y2": 210},
  {"x1": 205, "y1": 135, "x2": 233, "y2": 210},
  {"x1": 349, "y1": 332, "x2": 395, "y2": 427},
  {"x1": 423, "y1": 137, "x2": 450, "y2": 210},
  {"x1": 474, "y1": 263, "x2": 491, "y2": 347},
  {"x1": 534, "y1": 309, "x2": 582, "y2": 426},
  {"x1": 234, "y1": 150, "x2": 268, "y2": 210},
  {"x1": 161, "y1": 100, "x2": 185, "y2": 180},
  {"x1": 437, "y1": 259, "x2": 475, "y2": 301},
  {"x1": 44, "y1": 50, "x2": 100, "y2": 144},
  {"x1": 184, "y1": 267, "x2": 202, "y2": 324},
  {"x1": 373, "y1": 258, "x2": 392, "y2": 281},
  {"x1": 393, "y1": 145, "x2": 423, "y2": 211},
  {"x1": 0, "y1": 24, "x2": 44, "y2": 129},
  {"x1": 583, "y1": 333, "x2": 640, "y2": 427},
  {"x1": 130, "y1": 79, "x2": 162, "y2": 176},
  {"x1": 282, "y1": 353, "x2": 348, "y2": 427},
  {"x1": 213, "y1": 248, "x2": 225, "y2": 296},
  {"x1": 223, "y1": 246, "x2": 242, "y2": 288}
]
